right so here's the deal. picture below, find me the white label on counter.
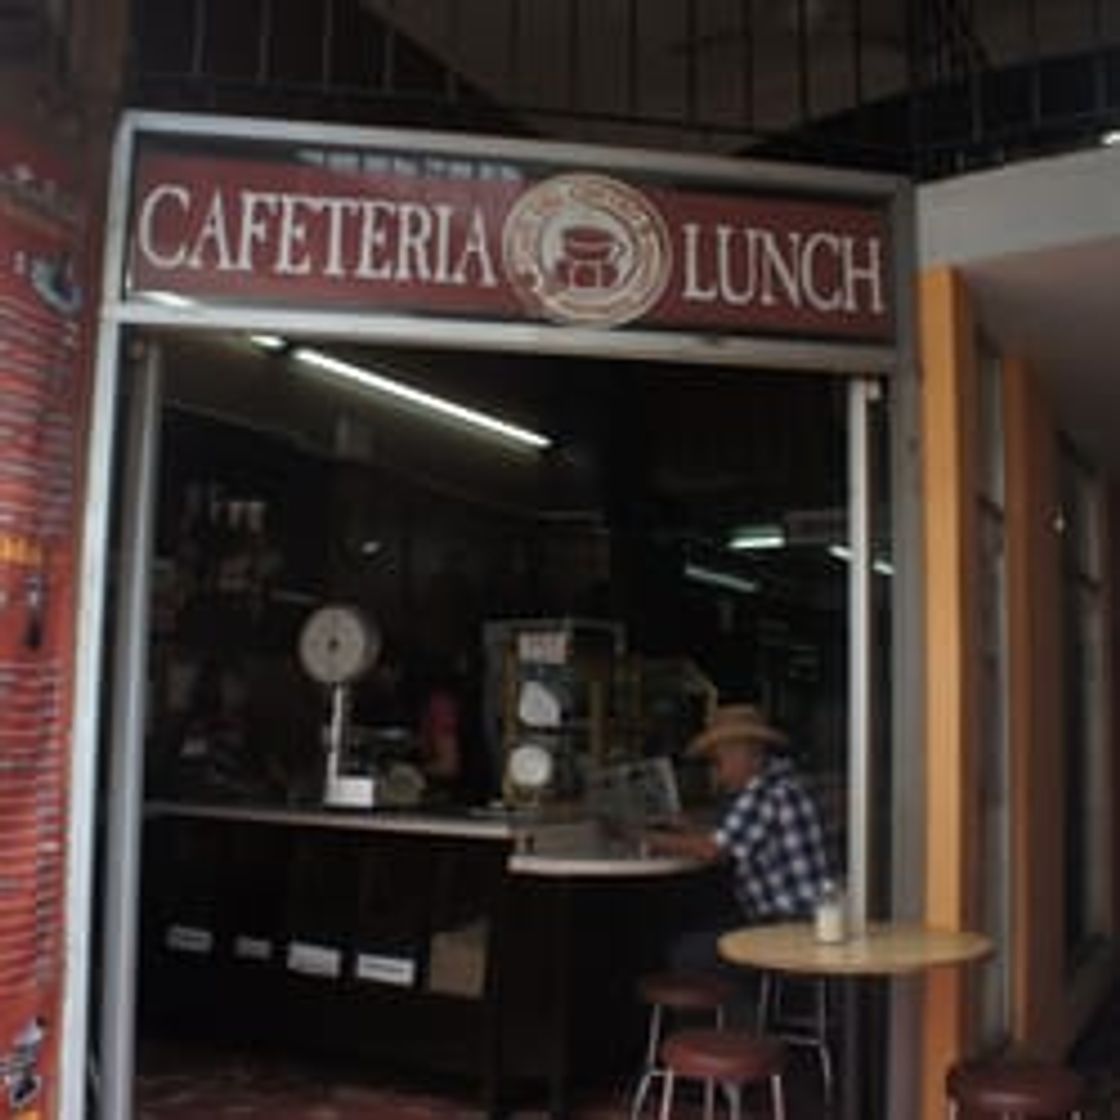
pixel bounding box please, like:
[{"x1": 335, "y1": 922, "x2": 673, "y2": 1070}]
[
  {"x1": 287, "y1": 941, "x2": 342, "y2": 978},
  {"x1": 165, "y1": 924, "x2": 213, "y2": 955},
  {"x1": 234, "y1": 935, "x2": 273, "y2": 962},
  {"x1": 355, "y1": 952, "x2": 417, "y2": 987}
]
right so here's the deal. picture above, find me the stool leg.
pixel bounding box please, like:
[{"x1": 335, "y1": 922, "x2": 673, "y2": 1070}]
[
  {"x1": 630, "y1": 1005, "x2": 664, "y2": 1120},
  {"x1": 806, "y1": 981, "x2": 833, "y2": 1102},
  {"x1": 645, "y1": 1005, "x2": 663, "y2": 1067},
  {"x1": 724, "y1": 1083, "x2": 742, "y2": 1120},
  {"x1": 758, "y1": 973, "x2": 773, "y2": 1030},
  {"x1": 815, "y1": 980, "x2": 834, "y2": 1104},
  {"x1": 629, "y1": 1069, "x2": 657, "y2": 1120},
  {"x1": 817, "y1": 1039, "x2": 834, "y2": 1106},
  {"x1": 770, "y1": 1073, "x2": 786, "y2": 1120},
  {"x1": 703, "y1": 1078, "x2": 715, "y2": 1120},
  {"x1": 657, "y1": 1069, "x2": 674, "y2": 1120}
]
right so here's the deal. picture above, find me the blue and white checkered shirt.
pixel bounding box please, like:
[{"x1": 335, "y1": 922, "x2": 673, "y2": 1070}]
[{"x1": 713, "y1": 755, "x2": 831, "y2": 922}]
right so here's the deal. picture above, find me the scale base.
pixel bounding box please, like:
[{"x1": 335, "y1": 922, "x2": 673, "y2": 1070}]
[{"x1": 323, "y1": 774, "x2": 377, "y2": 809}]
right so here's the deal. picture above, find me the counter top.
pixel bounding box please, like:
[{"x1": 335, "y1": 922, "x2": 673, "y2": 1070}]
[
  {"x1": 145, "y1": 800, "x2": 704, "y2": 879},
  {"x1": 146, "y1": 799, "x2": 514, "y2": 840},
  {"x1": 508, "y1": 851, "x2": 700, "y2": 878}
]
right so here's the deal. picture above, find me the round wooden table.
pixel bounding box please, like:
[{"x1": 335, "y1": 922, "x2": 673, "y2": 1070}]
[
  {"x1": 719, "y1": 921, "x2": 993, "y2": 976},
  {"x1": 718, "y1": 922, "x2": 993, "y2": 1120}
]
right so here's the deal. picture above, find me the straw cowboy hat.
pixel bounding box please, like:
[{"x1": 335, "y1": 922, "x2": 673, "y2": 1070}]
[{"x1": 688, "y1": 703, "x2": 788, "y2": 756}]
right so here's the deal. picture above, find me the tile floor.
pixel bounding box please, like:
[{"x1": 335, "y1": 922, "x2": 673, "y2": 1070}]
[
  {"x1": 136, "y1": 1039, "x2": 827, "y2": 1119},
  {"x1": 136, "y1": 979, "x2": 1120, "y2": 1119}
]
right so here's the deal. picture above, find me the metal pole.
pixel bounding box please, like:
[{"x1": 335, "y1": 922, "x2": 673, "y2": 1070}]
[
  {"x1": 885, "y1": 184, "x2": 925, "y2": 1120},
  {"x1": 60, "y1": 115, "x2": 136, "y2": 1120},
  {"x1": 190, "y1": 0, "x2": 206, "y2": 79},
  {"x1": 99, "y1": 339, "x2": 164, "y2": 1120},
  {"x1": 847, "y1": 377, "x2": 873, "y2": 934},
  {"x1": 841, "y1": 376, "x2": 875, "y2": 1120},
  {"x1": 60, "y1": 324, "x2": 122, "y2": 1120},
  {"x1": 741, "y1": 0, "x2": 755, "y2": 132},
  {"x1": 320, "y1": 0, "x2": 335, "y2": 93},
  {"x1": 507, "y1": 0, "x2": 520, "y2": 106},
  {"x1": 684, "y1": 0, "x2": 698, "y2": 126},
  {"x1": 567, "y1": 0, "x2": 581, "y2": 112},
  {"x1": 796, "y1": 0, "x2": 810, "y2": 126},
  {"x1": 626, "y1": 0, "x2": 638, "y2": 117},
  {"x1": 256, "y1": 0, "x2": 273, "y2": 86}
]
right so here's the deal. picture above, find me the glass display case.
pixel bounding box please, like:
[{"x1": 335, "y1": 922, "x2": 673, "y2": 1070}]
[
  {"x1": 483, "y1": 618, "x2": 624, "y2": 800},
  {"x1": 482, "y1": 620, "x2": 719, "y2": 804}
]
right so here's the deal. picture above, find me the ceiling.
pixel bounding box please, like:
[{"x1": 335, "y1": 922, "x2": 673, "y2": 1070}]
[
  {"x1": 919, "y1": 144, "x2": 1120, "y2": 479},
  {"x1": 359, "y1": 0, "x2": 906, "y2": 150},
  {"x1": 358, "y1": 0, "x2": 1108, "y2": 153},
  {"x1": 0, "y1": 0, "x2": 58, "y2": 61},
  {"x1": 965, "y1": 237, "x2": 1120, "y2": 476}
]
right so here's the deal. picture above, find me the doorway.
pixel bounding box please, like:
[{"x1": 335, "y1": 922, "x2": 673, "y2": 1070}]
[{"x1": 71, "y1": 109, "x2": 908, "y2": 1119}]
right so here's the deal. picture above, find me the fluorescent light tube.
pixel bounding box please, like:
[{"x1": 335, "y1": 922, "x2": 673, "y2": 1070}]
[
  {"x1": 292, "y1": 347, "x2": 552, "y2": 451},
  {"x1": 828, "y1": 544, "x2": 893, "y2": 576},
  {"x1": 684, "y1": 563, "x2": 759, "y2": 595},
  {"x1": 728, "y1": 525, "x2": 785, "y2": 551},
  {"x1": 141, "y1": 290, "x2": 196, "y2": 309},
  {"x1": 248, "y1": 334, "x2": 287, "y2": 352}
]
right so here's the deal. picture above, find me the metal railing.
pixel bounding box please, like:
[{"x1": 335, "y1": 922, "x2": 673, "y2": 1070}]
[{"x1": 125, "y1": 0, "x2": 1120, "y2": 179}]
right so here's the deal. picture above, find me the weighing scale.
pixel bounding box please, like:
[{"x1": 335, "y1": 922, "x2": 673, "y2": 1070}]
[{"x1": 298, "y1": 603, "x2": 381, "y2": 808}]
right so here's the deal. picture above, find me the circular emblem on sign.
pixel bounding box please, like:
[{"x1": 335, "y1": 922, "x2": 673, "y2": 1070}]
[{"x1": 502, "y1": 173, "x2": 672, "y2": 328}]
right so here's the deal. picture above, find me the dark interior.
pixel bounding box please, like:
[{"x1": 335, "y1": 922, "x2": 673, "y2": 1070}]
[{"x1": 144, "y1": 328, "x2": 882, "y2": 807}]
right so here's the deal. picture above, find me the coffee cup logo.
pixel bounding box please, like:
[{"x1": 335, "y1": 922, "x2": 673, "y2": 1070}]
[{"x1": 503, "y1": 174, "x2": 672, "y2": 328}]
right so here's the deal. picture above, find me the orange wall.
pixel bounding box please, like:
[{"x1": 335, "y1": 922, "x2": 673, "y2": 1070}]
[
  {"x1": 1112, "y1": 488, "x2": 1120, "y2": 937},
  {"x1": 1002, "y1": 353, "x2": 1115, "y2": 1053},
  {"x1": 919, "y1": 267, "x2": 1117, "y2": 1120},
  {"x1": 919, "y1": 267, "x2": 982, "y2": 1120},
  {"x1": 1003, "y1": 355, "x2": 1065, "y2": 1052}
]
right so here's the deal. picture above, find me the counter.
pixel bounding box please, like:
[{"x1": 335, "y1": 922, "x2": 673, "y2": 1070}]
[
  {"x1": 145, "y1": 800, "x2": 700, "y2": 878},
  {"x1": 140, "y1": 801, "x2": 716, "y2": 1119}
]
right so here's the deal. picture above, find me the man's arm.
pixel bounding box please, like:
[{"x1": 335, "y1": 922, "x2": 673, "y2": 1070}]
[{"x1": 643, "y1": 826, "x2": 722, "y2": 862}]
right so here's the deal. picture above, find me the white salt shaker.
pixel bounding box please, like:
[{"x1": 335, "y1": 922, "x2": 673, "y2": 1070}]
[{"x1": 814, "y1": 879, "x2": 848, "y2": 944}]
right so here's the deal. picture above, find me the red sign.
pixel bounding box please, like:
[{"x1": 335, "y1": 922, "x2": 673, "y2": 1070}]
[
  {"x1": 128, "y1": 144, "x2": 892, "y2": 343},
  {"x1": 0, "y1": 124, "x2": 88, "y2": 1120}
]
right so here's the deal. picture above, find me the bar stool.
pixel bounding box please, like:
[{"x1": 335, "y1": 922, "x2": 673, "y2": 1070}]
[
  {"x1": 658, "y1": 1028, "x2": 786, "y2": 1120},
  {"x1": 757, "y1": 972, "x2": 833, "y2": 1103},
  {"x1": 946, "y1": 1060, "x2": 1087, "y2": 1118},
  {"x1": 629, "y1": 972, "x2": 737, "y2": 1120}
]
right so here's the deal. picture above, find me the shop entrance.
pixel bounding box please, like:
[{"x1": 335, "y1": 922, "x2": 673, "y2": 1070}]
[{"x1": 71, "y1": 112, "x2": 911, "y2": 1120}]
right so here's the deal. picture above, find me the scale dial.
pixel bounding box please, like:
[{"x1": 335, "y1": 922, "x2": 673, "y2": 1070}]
[
  {"x1": 298, "y1": 605, "x2": 380, "y2": 685},
  {"x1": 507, "y1": 743, "x2": 554, "y2": 794}
]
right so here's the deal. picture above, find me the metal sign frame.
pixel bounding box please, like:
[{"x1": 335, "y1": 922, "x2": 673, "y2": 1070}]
[{"x1": 109, "y1": 110, "x2": 903, "y2": 372}]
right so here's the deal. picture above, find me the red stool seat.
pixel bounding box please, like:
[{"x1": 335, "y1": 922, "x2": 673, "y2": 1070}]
[
  {"x1": 630, "y1": 973, "x2": 736, "y2": 1118},
  {"x1": 638, "y1": 971, "x2": 737, "y2": 1011},
  {"x1": 947, "y1": 1061, "x2": 1086, "y2": 1116},
  {"x1": 657, "y1": 1029, "x2": 787, "y2": 1119},
  {"x1": 662, "y1": 1028, "x2": 785, "y2": 1082}
]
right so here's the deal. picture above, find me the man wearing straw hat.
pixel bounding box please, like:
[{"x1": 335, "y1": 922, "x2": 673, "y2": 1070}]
[{"x1": 645, "y1": 703, "x2": 831, "y2": 973}]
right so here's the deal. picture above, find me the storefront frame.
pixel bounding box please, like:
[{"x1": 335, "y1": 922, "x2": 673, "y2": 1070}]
[{"x1": 64, "y1": 109, "x2": 921, "y2": 1120}]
